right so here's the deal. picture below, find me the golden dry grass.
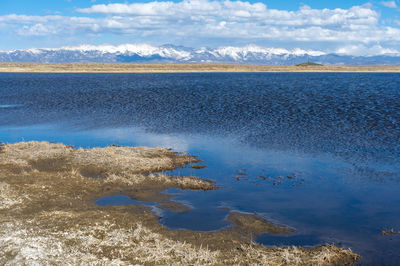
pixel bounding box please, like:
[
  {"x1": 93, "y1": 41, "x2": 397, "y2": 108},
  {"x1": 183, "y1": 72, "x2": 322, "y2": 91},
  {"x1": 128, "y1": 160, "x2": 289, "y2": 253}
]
[
  {"x1": 0, "y1": 141, "x2": 360, "y2": 265},
  {"x1": 0, "y1": 62, "x2": 399, "y2": 73},
  {"x1": 0, "y1": 141, "x2": 212, "y2": 188}
]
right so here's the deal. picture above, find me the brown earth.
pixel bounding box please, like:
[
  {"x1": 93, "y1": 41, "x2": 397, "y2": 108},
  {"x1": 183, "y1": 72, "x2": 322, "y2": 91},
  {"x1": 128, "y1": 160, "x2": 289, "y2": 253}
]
[{"x1": 0, "y1": 141, "x2": 360, "y2": 265}]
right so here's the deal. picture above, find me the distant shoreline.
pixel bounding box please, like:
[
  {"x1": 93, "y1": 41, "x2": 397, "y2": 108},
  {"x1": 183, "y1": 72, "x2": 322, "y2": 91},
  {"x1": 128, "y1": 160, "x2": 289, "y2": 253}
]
[{"x1": 0, "y1": 62, "x2": 400, "y2": 73}]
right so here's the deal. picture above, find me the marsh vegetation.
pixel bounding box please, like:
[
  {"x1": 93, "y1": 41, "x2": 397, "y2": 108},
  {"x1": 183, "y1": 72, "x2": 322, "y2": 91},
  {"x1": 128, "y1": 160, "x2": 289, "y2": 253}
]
[{"x1": 0, "y1": 141, "x2": 360, "y2": 265}]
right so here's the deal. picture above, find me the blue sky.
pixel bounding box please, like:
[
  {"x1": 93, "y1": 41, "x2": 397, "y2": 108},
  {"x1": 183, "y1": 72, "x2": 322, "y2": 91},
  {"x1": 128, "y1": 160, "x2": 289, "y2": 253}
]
[{"x1": 1, "y1": 0, "x2": 400, "y2": 55}]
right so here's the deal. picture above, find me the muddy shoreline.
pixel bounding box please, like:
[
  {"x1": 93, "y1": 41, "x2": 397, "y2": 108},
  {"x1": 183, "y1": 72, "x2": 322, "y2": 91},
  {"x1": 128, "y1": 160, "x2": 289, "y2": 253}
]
[{"x1": 0, "y1": 141, "x2": 360, "y2": 264}]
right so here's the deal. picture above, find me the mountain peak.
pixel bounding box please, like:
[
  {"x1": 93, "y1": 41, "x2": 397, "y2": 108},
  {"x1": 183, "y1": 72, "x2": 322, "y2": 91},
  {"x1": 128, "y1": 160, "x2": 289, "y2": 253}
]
[{"x1": 0, "y1": 44, "x2": 399, "y2": 65}]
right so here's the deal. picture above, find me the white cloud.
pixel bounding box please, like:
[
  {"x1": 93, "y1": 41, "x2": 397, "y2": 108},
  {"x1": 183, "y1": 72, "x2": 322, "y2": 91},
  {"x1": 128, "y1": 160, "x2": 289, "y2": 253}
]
[
  {"x1": 381, "y1": 1, "x2": 397, "y2": 8},
  {"x1": 77, "y1": 1, "x2": 378, "y2": 28},
  {"x1": 0, "y1": 14, "x2": 99, "y2": 36},
  {"x1": 0, "y1": 0, "x2": 400, "y2": 53},
  {"x1": 17, "y1": 24, "x2": 56, "y2": 36},
  {"x1": 0, "y1": 14, "x2": 63, "y2": 24},
  {"x1": 335, "y1": 44, "x2": 400, "y2": 56}
]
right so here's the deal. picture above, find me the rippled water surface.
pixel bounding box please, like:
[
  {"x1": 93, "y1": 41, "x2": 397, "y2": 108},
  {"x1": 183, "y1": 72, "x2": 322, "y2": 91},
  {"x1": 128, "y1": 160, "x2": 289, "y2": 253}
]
[{"x1": 0, "y1": 73, "x2": 399, "y2": 265}]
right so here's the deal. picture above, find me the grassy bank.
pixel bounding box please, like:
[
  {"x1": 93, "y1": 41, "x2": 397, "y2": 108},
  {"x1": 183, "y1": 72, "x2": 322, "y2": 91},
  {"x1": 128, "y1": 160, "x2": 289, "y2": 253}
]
[
  {"x1": 0, "y1": 62, "x2": 399, "y2": 73},
  {"x1": 0, "y1": 141, "x2": 360, "y2": 265}
]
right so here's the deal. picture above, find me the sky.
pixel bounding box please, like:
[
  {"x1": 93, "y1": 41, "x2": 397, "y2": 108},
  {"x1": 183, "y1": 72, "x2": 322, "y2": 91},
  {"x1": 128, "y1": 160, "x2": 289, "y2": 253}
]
[{"x1": 1, "y1": 0, "x2": 400, "y2": 55}]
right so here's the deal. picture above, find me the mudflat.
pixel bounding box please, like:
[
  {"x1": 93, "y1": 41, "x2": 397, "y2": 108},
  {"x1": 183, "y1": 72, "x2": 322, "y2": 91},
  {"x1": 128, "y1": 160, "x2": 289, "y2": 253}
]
[
  {"x1": 0, "y1": 62, "x2": 400, "y2": 73},
  {"x1": 0, "y1": 141, "x2": 360, "y2": 265}
]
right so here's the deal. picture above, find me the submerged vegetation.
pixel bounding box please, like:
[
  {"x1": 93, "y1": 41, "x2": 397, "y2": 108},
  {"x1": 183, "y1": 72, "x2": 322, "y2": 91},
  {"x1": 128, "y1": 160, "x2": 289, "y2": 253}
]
[{"x1": 0, "y1": 141, "x2": 360, "y2": 264}]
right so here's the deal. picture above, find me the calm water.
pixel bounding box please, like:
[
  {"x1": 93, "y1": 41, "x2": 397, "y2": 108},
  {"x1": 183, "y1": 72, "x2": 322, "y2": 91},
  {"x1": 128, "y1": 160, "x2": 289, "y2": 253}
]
[{"x1": 0, "y1": 73, "x2": 399, "y2": 265}]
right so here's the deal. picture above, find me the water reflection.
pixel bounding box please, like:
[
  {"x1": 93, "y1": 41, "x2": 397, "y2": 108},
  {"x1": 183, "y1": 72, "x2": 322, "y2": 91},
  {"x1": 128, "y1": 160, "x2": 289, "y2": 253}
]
[
  {"x1": 0, "y1": 73, "x2": 399, "y2": 166},
  {"x1": 0, "y1": 72, "x2": 399, "y2": 264}
]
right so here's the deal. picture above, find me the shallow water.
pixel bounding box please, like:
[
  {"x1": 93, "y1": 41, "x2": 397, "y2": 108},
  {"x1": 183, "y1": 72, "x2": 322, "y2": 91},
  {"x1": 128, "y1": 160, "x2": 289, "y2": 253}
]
[{"x1": 0, "y1": 73, "x2": 399, "y2": 265}]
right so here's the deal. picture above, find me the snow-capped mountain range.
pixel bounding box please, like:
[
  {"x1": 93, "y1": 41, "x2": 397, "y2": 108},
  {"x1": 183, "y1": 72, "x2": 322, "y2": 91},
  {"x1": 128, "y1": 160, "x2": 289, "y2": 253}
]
[{"x1": 1, "y1": 44, "x2": 400, "y2": 65}]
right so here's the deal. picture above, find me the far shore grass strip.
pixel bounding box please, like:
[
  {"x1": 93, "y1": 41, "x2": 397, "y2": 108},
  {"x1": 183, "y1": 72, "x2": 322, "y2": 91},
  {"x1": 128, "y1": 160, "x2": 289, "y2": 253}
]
[{"x1": 0, "y1": 62, "x2": 400, "y2": 73}]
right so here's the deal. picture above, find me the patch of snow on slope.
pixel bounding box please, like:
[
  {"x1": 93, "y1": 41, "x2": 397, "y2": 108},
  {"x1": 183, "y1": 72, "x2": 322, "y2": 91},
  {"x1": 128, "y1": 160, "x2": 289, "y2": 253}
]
[
  {"x1": 56, "y1": 44, "x2": 191, "y2": 60},
  {"x1": 212, "y1": 45, "x2": 325, "y2": 59}
]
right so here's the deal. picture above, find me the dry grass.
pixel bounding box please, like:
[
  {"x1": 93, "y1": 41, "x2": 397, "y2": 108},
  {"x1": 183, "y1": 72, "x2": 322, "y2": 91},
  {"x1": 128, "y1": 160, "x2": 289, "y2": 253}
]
[
  {"x1": 190, "y1": 164, "x2": 207, "y2": 169},
  {"x1": 0, "y1": 141, "x2": 360, "y2": 265},
  {"x1": 0, "y1": 182, "x2": 25, "y2": 210},
  {"x1": 0, "y1": 62, "x2": 399, "y2": 73},
  {"x1": 0, "y1": 217, "x2": 358, "y2": 265},
  {"x1": 220, "y1": 243, "x2": 359, "y2": 265},
  {"x1": 0, "y1": 219, "x2": 219, "y2": 265},
  {"x1": 0, "y1": 141, "x2": 207, "y2": 187}
]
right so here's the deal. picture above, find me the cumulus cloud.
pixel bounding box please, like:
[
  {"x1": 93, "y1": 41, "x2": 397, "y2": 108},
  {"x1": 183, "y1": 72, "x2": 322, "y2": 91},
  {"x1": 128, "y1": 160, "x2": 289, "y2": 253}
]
[
  {"x1": 77, "y1": 1, "x2": 379, "y2": 27},
  {"x1": 0, "y1": 0, "x2": 400, "y2": 53},
  {"x1": 0, "y1": 14, "x2": 99, "y2": 36},
  {"x1": 335, "y1": 44, "x2": 400, "y2": 56},
  {"x1": 17, "y1": 24, "x2": 56, "y2": 36},
  {"x1": 381, "y1": 1, "x2": 397, "y2": 8}
]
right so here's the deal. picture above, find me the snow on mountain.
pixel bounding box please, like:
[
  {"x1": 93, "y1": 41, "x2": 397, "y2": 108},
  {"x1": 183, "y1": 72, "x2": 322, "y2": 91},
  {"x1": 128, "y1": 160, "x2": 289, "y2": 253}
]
[
  {"x1": 208, "y1": 45, "x2": 325, "y2": 59},
  {"x1": 0, "y1": 44, "x2": 399, "y2": 65},
  {"x1": 58, "y1": 44, "x2": 192, "y2": 60}
]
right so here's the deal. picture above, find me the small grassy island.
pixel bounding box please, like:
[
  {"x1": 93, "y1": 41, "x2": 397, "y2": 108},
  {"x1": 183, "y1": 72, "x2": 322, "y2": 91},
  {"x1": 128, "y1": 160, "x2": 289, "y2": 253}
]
[
  {"x1": 0, "y1": 141, "x2": 360, "y2": 265},
  {"x1": 296, "y1": 61, "x2": 323, "y2": 67}
]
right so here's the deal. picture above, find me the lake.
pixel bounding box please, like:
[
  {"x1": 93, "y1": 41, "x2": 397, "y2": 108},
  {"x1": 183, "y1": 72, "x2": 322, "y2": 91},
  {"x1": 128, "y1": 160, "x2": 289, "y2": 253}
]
[{"x1": 0, "y1": 73, "x2": 399, "y2": 265}]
